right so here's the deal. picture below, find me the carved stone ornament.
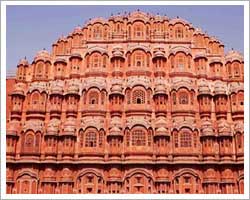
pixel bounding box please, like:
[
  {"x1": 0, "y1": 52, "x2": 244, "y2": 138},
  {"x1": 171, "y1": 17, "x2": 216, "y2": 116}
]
[{"x1": 23, "y1": 120, "x2": 44, "y2": 133}]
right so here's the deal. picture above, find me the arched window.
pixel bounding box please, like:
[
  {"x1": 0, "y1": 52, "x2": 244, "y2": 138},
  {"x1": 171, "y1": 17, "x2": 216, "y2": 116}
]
[
  {"x1": 101, "y1": 91, "x2": 105, "y2": 105},
  {"x1": 85, "y1": 131, "x2": 97, "y2": 147},
  {"x1": 134, "y1": 24, "x2": 143, "y2": 38},
  {"x1": 103, "y1": 55, "x2": 107, "y2": 68},
  {"x1": 135, "y1": 52, "x2": 144, "y2": 67},
  {"x1": 89, "y1": 91, "x2": 99, "y2": 104},
  {"x1": 132, "y1": 89, "x2": 145, "y2": 104},
  {"x1": 36, "y1": 62, "x2": 44, "y2": 78},
  {"x1": 172, "y1": 92, "x2": 177, "y2": 105},
  {"x1": 31, "y1": 92, "x2": 40, "y2": 105},
  {"x1": 238, "y1": 92, "x2": 244, "y2": 106},
  {"x1": 176, "y1": 54, "x2": 185, "y2": 70},
  {"x1": 228, "y1": 63, "x2": 232, "y2": 77},
  {"x1": 180, "y1": 132, "x2": 192, "y2": 147},
  {"x1": 233, "y1": 62, "x2": 240, "y2": 77},
  {"x1": 132, "y1": 129, "x2": 146, "y2": 146},
  {"x1": 91, "y1": 53, "x2": 102, "y2": 68},
  {"x1": 93, "y1": 26, "x2": 102, "y2": 39},
  {"x1": 25, "y1": 133, "x2": 35, "y2": 148},
  {"x1": 175, "y1": 27, "x2": 183, "y2": 39},
  {"x1": 179, "y1": 92, "x2": 189, "y2": 104}
]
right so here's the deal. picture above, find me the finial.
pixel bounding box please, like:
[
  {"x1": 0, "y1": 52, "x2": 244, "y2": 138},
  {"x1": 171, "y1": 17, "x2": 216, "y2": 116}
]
[
  {"x1": 43, "y1": 48, "x2": 46, "y2": 50},
  {"x1": 24, "y1": 56, "x2": 26, "y2": 59},
  {"x1": 177, "y1": 16, "x2": 179, "y2": 18},
  {"x1": 137, "y1": 9, "x2": 140, "y2": 11}
]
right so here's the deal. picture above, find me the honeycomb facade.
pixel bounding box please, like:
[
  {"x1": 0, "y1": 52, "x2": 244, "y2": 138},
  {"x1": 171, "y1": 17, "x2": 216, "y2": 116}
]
[{"x1": 6, "y1": 11, "x2": 244, "y2": 194}]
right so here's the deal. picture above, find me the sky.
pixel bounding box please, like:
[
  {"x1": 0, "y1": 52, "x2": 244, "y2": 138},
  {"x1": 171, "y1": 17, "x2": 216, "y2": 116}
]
[{"x1": 6, "y1": 5, "x2": 244, "y2": 73}]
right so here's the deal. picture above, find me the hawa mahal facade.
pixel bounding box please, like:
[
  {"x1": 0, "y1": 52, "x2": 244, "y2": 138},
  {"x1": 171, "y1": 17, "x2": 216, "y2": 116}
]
[{"x1": 6, "y1": 11, "x2": 244, "y2": 194}]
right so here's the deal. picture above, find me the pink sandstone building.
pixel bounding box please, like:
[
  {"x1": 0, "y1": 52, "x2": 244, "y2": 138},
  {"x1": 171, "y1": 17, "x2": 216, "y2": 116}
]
[{"x1": 6, "y1": 11, "x2": 244, "y2": 194}]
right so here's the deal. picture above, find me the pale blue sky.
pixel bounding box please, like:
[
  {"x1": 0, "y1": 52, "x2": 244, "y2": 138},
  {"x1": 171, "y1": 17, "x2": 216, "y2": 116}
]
[{"x1": 6, "y1": 5, "x2": 244, "y2": 72}]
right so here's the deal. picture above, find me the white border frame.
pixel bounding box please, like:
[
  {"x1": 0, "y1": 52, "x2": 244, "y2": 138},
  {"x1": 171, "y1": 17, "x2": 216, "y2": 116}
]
[{"x1": 1, "y1": 1, "x2": 249, "y2": 199}]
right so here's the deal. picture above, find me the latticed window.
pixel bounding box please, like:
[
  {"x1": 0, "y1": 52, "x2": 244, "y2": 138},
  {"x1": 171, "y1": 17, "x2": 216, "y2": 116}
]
[
  {"x1": 179, "y1": 92, "x2": 188, "y2": 104},
  {"x1": 134, "y1": 25, "x2": 143, "y2": 37},
  {"x1": 233, "y1": 63, "x2": 240, "y2": 77},
  {"x1": 132, "y1": 130, "x2": 146, "y2": 146},
  {"x1": 89, "y1": 91, "x2": 99, "y2": 104},
  {"x1": 99, "y1": 131, "x2": 103, "y2": 147},
  {"x1": 177, "y1": 55, "x2": 184, "y2": 70},
  {"x1": 135, "y1": 53, "x2": 144, "y2": 67},
  {"x1": 132, "y1": 90, "x2": 145, "y2": 104},
  {"x1": 180, "y1": 132, "x2": 192, "y2": 147},
  {"x1": 36, "y1": 63, "x2": 43, "y2": 78},
  {"x1": 172, "y1": 93, "x2": 177, "y2": 105},
  {"x1": 85, "y1": 131, "x2": 97, "y2": 147},
  {"x1": 79, "y1": 130, "x2": 84, "y2": 147},
  {"x1": 92, "y1": 54, "x2": 101, "y2": 68},
  {"x1": 25, "y1": 134, "x2": 34, "y2": 147},
  {"x1": 93, "y1": 26, "x2": 102, "y2": 39},
  {"x1": 175, "y1": 27, "x2": 183, "y2": 39},
  {"x1": 101, "y1": 91, "x2": 105, "y2": 105},
  {"x1": 126, "y1": 131, "x2": 130, "y2": 146},
  {"x1": 174, "y1": 132, "x2": 178, "y2": 147}
]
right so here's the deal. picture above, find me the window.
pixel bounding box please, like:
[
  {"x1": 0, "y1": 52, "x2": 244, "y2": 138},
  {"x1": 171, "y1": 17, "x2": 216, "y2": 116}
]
[
  {"x1": 85, "y1": 131, "x2": 97, "y2": 147},
  {"x1": 233, "y1": 63, "x2": 240, "y2": 77},
  {"x1": 93, "y1": 26, "x2": 102, "y2": 39},
  {"x1": 173, "y1": 93, "x2": 177, "y2": 105},
  {"x1": 179, "y1": 92, "x2": 189, "y2": 104},
  {"x1": 135, "y1": 53, "x2": 144, "y2": 67},
  {"x1": 175, "y1": 27, "x2": 183, "y2": 39},
  {"x1": 184, "y1": 177, "x2": 190, "y2": 183},
  {"x1": 177, "y1": 55, "x2": 185, "y2": 70},
  {"x1": 89, "y1": 91, "x2": 99, "y2": 104},
  {"x1": 36, "y1": 63, "x2": 43, "y2": 78},
  {"x1": 132, "y1": 90, "x2": 145, "y2": 104},
  {"x1": 174, "y1": 132, "x2": 178, "y2": 147},
  {"x1": 180, "y1": 132, "x2": 192, "y2": 147},
  {"x1": 25, "y1": 134, "x2": 34, "y2": 147},
  {"x1": 132, "y1": 130, "x2": 146, "y2": 146},
  {"x1": 134, "y1": 25, "x2": 143, "y2": 38}
]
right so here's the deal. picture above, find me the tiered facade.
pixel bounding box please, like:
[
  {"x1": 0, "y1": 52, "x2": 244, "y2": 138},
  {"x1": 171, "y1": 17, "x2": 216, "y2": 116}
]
[{"x1": 6, "y1": 11, "x2": 244, "y2": 194}]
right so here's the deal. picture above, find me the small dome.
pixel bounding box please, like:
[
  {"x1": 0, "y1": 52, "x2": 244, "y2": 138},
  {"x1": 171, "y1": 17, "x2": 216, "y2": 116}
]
[
  {"x1": 110, "y1": 84, "x2": 123, "y2": 95},
  {"x1": 111, "y1": 49, "x2": 124, "y2": 59},
  {"x1": 73, "y1": 26, "x2": 82, "y2": 34},
  {"x1": 54, "y1": 57, "x2": 67, "y2": 65},
  {"x1": 214, "y1": 82, "x2": 227, "y2": 95},
  {"x1": 46, "y1": 119, "x2": 60, "y2": 135},
  {"x1": 193, "y1": 28, "x2": 204, "y2": 35},
  {"x1": 69, "y1": 53, "x2": 82, "y2": 61},
  {"x1": 66, "y1": 83, "x2": 79, "y2": 95},
  {"x1": 50, "y1": 84, "x2": 63, "y2": 95},
  {"x1": 62, "y1": 119, "x2": 76, "y2": 136},
  {"x1": 155, "y1": 117, "x2": 167, "y2": 129},
  {"x1": 169, "y1": 17, "x2": 190, "y2": 26},
  {"x1": 226, "y1": 50, "x2": 243, "y2": 63},
  {"x1": 109, "y1": 126, "x2": 122, "y2": 136},
  {"x1": 11, "y1": 83, "x2": 25, "y2": 97},
  {"x1": 155, "y1": 127, "x2": 170, "y2": 137},
  {"x1": 153, "y1": 50, "x2": 166, "y2": 60},
  {"x1": 218, "y1": 120, "x2": 232, "y2": 136},
  {"x1": 201, "y1": 120, "x2": 214, "y2": 137},
  {"x1": 154, "y1": 83, "x2": 166, "y2": 95},
  {"x1": 18, "y1": 58, "x2": 29, "y2": 66},
  {"x1": 198, "y1": 83, "x2": 211, "y2": 95},
  {"x1": 34, "y1": 49, "x2": 51, "y2": 63}
]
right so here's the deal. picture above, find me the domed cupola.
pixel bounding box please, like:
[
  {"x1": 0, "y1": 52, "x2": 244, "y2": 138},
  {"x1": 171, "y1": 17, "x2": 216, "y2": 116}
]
[
  {"x1": 154, "y1": 83, "x2": 168, "y2": 117},
  {"x1": 225, "y1": 50, "x2": 244, "y2": 80},
  {"x1": 32, "y1": 49, "x2": 51, "y2": 81},
  {"x1": 197, "y1": 82, "x2": 212, "y2": 118},
  {"x1": 109, "y1": 83, "x2": 124, "y2": 116}
]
